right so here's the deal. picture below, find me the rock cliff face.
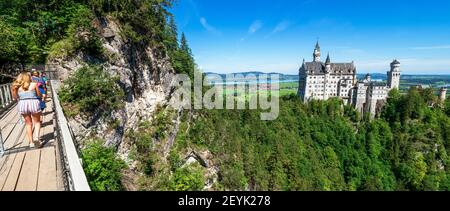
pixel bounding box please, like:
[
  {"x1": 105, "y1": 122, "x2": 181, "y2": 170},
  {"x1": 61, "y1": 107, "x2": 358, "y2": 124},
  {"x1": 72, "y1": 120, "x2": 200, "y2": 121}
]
[
  {"x1": 47, "y1": 16, "x2": 220, "y2": 190},
  {"x1": 48, "y1": 16, "x2": 176, "y2": 158}
]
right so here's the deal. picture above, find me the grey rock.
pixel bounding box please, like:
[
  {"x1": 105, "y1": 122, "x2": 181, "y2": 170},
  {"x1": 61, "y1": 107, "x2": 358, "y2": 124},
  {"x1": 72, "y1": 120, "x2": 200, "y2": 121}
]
[{"x1": 47, "y1": 16, "x2": 176, "y2": 160}]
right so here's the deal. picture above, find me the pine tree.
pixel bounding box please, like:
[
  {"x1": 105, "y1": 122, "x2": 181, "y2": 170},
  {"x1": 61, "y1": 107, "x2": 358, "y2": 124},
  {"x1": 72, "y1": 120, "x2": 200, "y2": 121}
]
[
  {"x1": 180, "y1": 33, "x2": 193, "y2": 57},
  {"x1": 165, "y1": 15, "x2": 179, "y2": 53},
  {"x1": 178, "y1": 32, "x2": 195, "y2": 78}
]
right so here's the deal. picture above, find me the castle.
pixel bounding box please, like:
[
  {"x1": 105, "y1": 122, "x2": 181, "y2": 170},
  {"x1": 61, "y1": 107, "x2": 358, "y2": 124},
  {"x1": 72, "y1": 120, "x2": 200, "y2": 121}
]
[{"x1": 298, "y1": 42, "x2": 401, "y2": 117}]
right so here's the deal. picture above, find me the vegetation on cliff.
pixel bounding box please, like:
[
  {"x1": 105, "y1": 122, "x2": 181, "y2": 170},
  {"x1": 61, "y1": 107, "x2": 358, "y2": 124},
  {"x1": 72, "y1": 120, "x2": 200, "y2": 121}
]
[
  {"x1": 59, "y1": 65, "x2": 125, "y2": 118},
  {"x1": 81, "y1": 139, "x2": 126, "y2": 191}
]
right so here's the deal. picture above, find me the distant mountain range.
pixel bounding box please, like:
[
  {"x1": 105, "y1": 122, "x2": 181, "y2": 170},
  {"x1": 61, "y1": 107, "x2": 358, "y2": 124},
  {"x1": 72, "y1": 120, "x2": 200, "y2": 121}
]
[
  {"x1": 205, "y1": 72, "x2": 297, "y2": 81},
  {"x1": 205, "y1": 72, "x2": 450, "y2": 82}
]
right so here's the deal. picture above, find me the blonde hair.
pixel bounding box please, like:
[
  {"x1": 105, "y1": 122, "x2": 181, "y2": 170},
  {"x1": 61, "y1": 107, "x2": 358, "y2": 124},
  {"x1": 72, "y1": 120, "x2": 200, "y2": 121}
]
[
  {"x1": 32, "y1": 71, "x2": 40, "y2": 77},
  {"x1": 13, "y1": 72, "x2": 32, "y2": 91}
]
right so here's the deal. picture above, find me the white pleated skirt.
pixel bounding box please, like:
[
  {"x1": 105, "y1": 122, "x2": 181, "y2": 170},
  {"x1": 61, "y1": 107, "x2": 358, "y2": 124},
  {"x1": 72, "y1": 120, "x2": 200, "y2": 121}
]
[{"x1": 18, "y1": 99, "x2": 42, "y2": 115}]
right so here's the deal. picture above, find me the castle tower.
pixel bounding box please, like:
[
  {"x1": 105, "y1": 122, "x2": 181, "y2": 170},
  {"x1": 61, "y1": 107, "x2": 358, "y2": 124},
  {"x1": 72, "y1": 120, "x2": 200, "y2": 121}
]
[
  {"x1": 323, "y1": 53, "x2": 331, "y2": 100},
  {"x1": 439, "y1": 87, "x2": 448, "y2": 102},
  {"x1": 364, "y1": 74, "x2": 371, "y2": 82},
  {"x1": 388, "y1": 59, "x2": 401, "y2": 90},
  {"x1": 325, "y1": 53, "x2": 331, "y2": 73},
  {"x1": 313, "y1": 41, "x2": 321, "y2": 62}
]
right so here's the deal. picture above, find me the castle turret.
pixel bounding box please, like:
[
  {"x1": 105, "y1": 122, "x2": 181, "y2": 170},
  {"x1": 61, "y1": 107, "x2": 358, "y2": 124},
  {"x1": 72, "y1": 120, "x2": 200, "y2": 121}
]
[
  {"x1": 300, "y1": 58, "x2": 306, "y2": 75},
  {"x1": 313, "y1": 41, "x2": 321, "y2": 62},
  {"x1": 325, "y1": 53, "x2": 331, "y2": 73},
  {"x1": 364, "y1": 74, "x2": 371, "y2": 82},
  {"x1": 440, "y1": 87, "x2": 448, "y2": 102},
  {"x1": 388, "y1": 59, "x2": 401, "y2": 90}
]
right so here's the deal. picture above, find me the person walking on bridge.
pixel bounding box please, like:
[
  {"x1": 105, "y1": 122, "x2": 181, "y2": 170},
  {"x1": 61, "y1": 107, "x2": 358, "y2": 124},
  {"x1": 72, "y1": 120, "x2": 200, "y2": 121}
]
[
  {"x1": 11, "y1": 72, "x2": 43, "y2": 149},
  {"x1": 31, "y1": 70, "x2": 47, "y2": 110}
]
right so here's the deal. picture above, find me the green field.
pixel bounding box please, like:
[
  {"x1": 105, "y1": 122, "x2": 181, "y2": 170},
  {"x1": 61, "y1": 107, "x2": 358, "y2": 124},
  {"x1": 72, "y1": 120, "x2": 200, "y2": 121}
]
[{"x1": 220, "y1": 81, "x2": 298, "y2": 102}]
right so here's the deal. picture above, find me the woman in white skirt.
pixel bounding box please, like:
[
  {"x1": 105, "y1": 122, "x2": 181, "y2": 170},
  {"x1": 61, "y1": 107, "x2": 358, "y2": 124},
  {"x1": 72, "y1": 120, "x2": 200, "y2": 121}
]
[{"x1": 12, "y1": 72, "x2": 43, "y2": 148}]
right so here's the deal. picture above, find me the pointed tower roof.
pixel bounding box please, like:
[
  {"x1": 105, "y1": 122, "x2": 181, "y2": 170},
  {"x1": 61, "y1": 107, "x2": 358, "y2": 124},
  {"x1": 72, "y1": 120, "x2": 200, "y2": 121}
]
[
  {"x1": 325, "y1": 53, "x2": 331, "y2": 65},
  {"x1": 391, "y1": 59, "x2": 400, "y2": 65},
  {"x1": 315, "y1": 41, "x2": 320, "y2": 50}
]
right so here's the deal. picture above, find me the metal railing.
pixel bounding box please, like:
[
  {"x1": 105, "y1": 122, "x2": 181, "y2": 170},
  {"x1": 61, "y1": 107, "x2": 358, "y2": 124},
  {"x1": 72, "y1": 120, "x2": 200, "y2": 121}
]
[
  {"x1": 44, "y1": 71, "x2": 59, "y2": 81},
  {"x1": 0, "y1": 83, "x2": 14, "y2": 109},
  {"x1": 0, "y1": 83, "x2": 14, "y2": 157},
  {"x1": 0, "y1": 125, "x2": 4, "y2": 157},
  {"x1": 50, "y1": 80, "x2": 91, "y2": 191}
]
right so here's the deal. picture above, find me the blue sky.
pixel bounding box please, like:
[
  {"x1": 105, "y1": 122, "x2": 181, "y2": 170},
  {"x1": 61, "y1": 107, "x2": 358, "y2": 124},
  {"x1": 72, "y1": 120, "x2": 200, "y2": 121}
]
[{"x1": 171, "y1": 0, "x2": 450, "y2": 74}]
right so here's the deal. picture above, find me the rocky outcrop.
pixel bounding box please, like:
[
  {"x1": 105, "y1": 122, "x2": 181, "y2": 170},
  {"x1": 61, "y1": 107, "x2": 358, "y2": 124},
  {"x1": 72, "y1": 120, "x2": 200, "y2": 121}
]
[
  {"x1": 47, "y1": 16, "x2": 221, "y2": 190},
  {"x1": 183, "y1": 150, "x2": 219, "y2": 191},
  {"x1": 47, "y1": 16, "x2": 176, "y2": 159}
]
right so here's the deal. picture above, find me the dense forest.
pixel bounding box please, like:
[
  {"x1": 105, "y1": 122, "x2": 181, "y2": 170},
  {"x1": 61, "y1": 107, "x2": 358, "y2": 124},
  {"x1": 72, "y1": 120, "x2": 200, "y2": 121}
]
[
  {"x1": 180, "y1": 90, "x2": 450, "y2": 191},
  {"x1": 117, "y1": 86, "x2": 450, "y2": 191},
  {"x1": 1, "y1": 0, "x2": 450, "y2": 191}
]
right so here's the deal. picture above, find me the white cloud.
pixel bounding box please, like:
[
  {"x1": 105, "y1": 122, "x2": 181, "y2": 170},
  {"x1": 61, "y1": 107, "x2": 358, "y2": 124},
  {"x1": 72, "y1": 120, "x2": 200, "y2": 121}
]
[
  {"x1": 200, "y1": 17, "x2": 221, "y2": 36},
  {"x1": 248, "y1": 20, "x2": 263, "y2": 34},
  {"x1": 411, "y1": 45, "x2": 450, "y2": 50},
  {"x1": 272, "y1": 21, "x2": 291, "y2": 33},
  {"x1": 265, "y1": 20, "x2": 292, "y2": 38},
  {"x1": 241, "y1": 20, "x2": 263, "y2": 41}
]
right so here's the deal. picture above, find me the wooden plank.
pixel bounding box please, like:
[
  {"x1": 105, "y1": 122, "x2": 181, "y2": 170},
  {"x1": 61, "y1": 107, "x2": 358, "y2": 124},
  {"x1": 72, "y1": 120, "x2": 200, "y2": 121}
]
[
  {"x1": 0, "y1": 109, "x2": 25, "y2": 190},
  {"x1": 15, "y1": 95, "x2": 54, "y2": 191},
  {"x1": 0, "y1": 111, "x2": 17, "y2": 164},
  {"x1": 3, "y1": 120, "x2": 25, "y2": 152},
  {"x1": 1, "y1": 105, "x2": 18, "y2": 138},
  {"x1": 45, "y1": 93, "x2": 65, "y2": 191},
  {"x1": 1, "y1": 105, "x2": 25, "y2": 152},
  {"x1": 15, "y1": 148, "x2": 41, "y2": 191},
  {"x1": 0, "y1": 152, "x2": 18, "y2": 189},
  {"x1": 41, "y1": 99, "x2": 55, "y2": 145},
  {"x1": 1, "y1": 130, "x2": 27, "y2": 191},
  {"x1": 0, "y1": 104, "x2": 17, "y2": 126},
  {"x1": 37, "y1": 96, "x2": 58, "y2": 191},
  {"x1": 1, "y1": 119, "x2": 16, "y2": 141},
  {"x1": 37, "y1": 147, "x2": 57, "y2": 191}
]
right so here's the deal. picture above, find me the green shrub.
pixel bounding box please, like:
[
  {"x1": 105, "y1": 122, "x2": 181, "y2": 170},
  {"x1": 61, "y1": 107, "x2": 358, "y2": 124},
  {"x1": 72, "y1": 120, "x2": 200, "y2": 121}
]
[
  {"x1": 59, "y1": 65, "x2": 125, "y2": 118},
  {"x1": 169, "y1": 163, "x2": 205, "y2": 191},
  {"x1": 81, "y1": 139, "x2": 126, "y2": 191},
  {"x1": 48, "y1": 38, "x2": 75, "y2": 59},
  {"x1": 153, "y1": 109, "x2": 172, "y2": 141},
  {"x1": 168, "y1": 149, "x2": 183, "y2": 172},
  {"x1": 127, "y1": 121, "x2": 157, "y2": 176}
]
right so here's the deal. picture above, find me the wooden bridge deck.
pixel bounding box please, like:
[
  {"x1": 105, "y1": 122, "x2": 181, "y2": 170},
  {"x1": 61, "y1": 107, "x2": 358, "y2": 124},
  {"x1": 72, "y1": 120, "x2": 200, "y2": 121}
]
[{"x1": 0, "y1": 93, "x2": 64, "y2": 191}]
